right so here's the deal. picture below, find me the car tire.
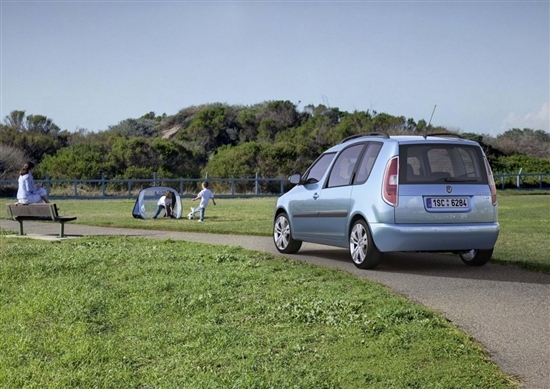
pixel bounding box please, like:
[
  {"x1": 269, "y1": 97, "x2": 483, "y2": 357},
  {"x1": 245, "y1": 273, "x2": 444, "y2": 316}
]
[
  {"x1": 273, "y1": 212, "x2": 302, "y2": 254},
  {"x1": 459, "y1": 249, "x2": 493, "y2": 266},
  {"x1": 349, "y1": 219, "x2": 382, "y2": 269}
]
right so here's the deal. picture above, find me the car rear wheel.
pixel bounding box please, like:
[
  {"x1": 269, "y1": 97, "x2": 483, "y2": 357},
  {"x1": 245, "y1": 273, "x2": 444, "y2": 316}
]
[
  {"x1": 349, "y1": 219, "x2": 382, "y2": 269},
  {"x1": 460, "y1": 249, "x2": 493, "y2": 266},
  {"x1": 273, "y1": 213, "x2": 302, "y2": 254}
]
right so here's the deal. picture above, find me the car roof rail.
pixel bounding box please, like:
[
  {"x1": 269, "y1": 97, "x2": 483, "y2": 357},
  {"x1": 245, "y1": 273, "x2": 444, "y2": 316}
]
[
  {"x1": 340, "y1": 131, "x2": 390, "y2": 143},
  {"x1": 424, "y1": 132, "x2": 464, "y2": 139}
]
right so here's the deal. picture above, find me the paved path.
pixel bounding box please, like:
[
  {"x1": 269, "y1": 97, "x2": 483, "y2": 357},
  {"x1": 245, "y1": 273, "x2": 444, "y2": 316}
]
[{"x1": 2, "y1": 220, "x2": 549, "y2": 389}]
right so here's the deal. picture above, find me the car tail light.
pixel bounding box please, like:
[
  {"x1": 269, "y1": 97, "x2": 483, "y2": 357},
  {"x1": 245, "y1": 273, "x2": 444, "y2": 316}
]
[
  {"x1": 484, "y1": 158, "x2": 497, "y2": 205},
  {"x1": 382, "y1": 157, "x2": 399, "y2": 206}
]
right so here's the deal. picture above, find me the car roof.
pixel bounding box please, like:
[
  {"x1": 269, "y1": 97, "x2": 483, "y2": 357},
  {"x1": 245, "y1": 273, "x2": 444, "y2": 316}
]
[
  {"x1": 390, "y1": 135, "x2": 480, "y2": 145},
  {"x1": 325, "y1": 132, "x2": 480, "y2": 153}
]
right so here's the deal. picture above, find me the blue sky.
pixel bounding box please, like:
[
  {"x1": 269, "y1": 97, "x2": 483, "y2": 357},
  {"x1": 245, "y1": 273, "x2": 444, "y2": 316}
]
[{"x1": 1, "y1": 0, "x2": 548, "y2": 136}]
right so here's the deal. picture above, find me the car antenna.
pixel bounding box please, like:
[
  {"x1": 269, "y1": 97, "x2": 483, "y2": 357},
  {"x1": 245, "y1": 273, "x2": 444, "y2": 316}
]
[{"x1": 424, "y1": 104, "x2": 437, "y2": 139}]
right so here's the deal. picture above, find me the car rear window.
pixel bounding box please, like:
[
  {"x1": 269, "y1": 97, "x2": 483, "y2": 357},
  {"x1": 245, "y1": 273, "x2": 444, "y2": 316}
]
[{"x1": 399, "y1": 144, "x2": 488, "y2": 184}]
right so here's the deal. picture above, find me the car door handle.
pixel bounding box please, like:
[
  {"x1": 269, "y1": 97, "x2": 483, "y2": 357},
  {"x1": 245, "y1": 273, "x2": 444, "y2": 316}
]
[{"x1": 313, "y1": 193, "x2": 319, "y2": 200}]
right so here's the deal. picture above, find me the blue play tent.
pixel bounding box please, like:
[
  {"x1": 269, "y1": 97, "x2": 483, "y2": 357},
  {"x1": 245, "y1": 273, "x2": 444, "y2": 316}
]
[{"x1": 132, "y1": 186, "x2": 183, "y2": 219}]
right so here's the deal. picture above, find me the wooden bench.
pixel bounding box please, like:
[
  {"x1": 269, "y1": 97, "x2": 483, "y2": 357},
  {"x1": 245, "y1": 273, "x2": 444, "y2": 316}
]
[{"x1": 6, "y1": 203, "x2": 77, "y2": 237}]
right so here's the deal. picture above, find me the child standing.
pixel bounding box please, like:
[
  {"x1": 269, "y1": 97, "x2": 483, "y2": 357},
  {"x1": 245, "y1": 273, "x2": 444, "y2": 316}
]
[{"x1": 188, "y1": 181, "x2": 216, "y2": 222}]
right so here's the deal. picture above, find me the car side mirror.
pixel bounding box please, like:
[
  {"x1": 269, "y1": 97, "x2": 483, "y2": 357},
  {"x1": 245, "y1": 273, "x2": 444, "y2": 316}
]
[{"x1": 288, "y1": 174, "x2": 301, "y2": 185}]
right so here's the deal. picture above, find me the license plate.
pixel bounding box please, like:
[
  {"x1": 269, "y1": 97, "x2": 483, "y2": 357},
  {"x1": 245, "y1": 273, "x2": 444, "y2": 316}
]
[{"x1": 426, "y1": 197, "x2": 469, "y2": 208}]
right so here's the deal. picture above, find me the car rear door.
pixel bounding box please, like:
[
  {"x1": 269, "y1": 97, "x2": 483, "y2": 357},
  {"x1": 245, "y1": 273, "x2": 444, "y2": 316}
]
[{"x1": 396, "y1": 142, "x2": 497, "y2": 224}]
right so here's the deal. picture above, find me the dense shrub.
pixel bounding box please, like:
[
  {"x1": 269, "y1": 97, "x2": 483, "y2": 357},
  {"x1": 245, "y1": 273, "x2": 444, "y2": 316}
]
[{"x1": 2, "y1": 106, "x2": 549, "y2": 181}]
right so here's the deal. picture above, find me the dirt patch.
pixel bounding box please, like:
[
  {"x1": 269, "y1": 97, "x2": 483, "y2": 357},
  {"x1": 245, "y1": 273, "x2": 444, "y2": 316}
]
[{"x1": 161, "y1": 125, "x2": 181, "y2": 139}]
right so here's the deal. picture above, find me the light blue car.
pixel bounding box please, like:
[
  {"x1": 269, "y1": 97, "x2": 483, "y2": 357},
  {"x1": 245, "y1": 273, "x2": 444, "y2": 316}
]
[{"x1": 273, "y1": 132, "x2": 499, "y2": 269}]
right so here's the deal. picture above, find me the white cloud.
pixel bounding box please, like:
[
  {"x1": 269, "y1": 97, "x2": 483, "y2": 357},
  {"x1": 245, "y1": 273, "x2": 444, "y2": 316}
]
[{"x1": 500, "y1": 102, "x2": 550, "y2": 132}]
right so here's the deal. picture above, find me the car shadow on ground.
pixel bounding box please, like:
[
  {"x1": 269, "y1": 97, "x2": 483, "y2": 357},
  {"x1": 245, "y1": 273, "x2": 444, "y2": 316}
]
[{"x1": 293, "y1": 246, "x2": 550, "y2": 285}]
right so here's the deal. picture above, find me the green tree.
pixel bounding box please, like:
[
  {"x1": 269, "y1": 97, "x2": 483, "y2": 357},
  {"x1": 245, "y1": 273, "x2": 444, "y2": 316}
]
[
  {"x1": 259, "y1": 100, "x2": 302, "y2": 130},
  {"x1": 493, "y1": 128, "x2": 550, "y2": 158},
  {"x1": 140, "y1": 111, "x2": 167, "y2": 123},
  {"x1": 37, "y1": 142, "x2": 112, "y2": 179},
  {"x1": 205, "y1": 143, "x2": 262, "y2": 178},
  {"x1": 0, "y1": 110, "x2": 68, "y2": 162},
  {"x1": 205, "y1": 141, "x2": 309, "y2": 179},
  {"x1": 3, "y1": 110, "x2": 26, "y2": 131},
  {"x1": 108, "y1": 138, "x2": 158, "y2": 173},
  {"x1": 257, "y1": 118, "x2": 278, "y2": 143},
  {"x1": 236, "y1": 107, "x2": 260, "y2": 143},
  {"x1": 25, "y1": 114, "x2": 60, "y2": 135},
  {"x1": 0, "y1": 143, "x2": 28, "y2": 180},
  {"x1": 493, "y1": 154, "x2": 550, "y2": 174},
  {"x1": 372, "y1": 113, "x2": 407, "y2": 133},
  {"x1": 258, "y1": 142, "x2": 303, "y2": 177},
  {"x1": 151, "y1": 138, "x2": 198, "y2": 177},
  {"x1": 107, "y1": 118, "x2": 158, "y2": 137},
  {"x1": 178, "y1": 104, "x2": 239, "y2": 157},
  {"x1": 324, "y1": 110, "x2": 374, "y2": 144}
]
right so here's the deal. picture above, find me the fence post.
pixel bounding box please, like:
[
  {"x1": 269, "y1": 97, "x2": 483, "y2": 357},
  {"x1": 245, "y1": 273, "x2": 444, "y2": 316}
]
[
  {"x1": 255, "y1": 172, "x2": 259, "y2": 195},
  {"x1": 153, "y1": 172, "x2": 157, "y2": 187},
  {"x1": 101, "y1": 173, "x2": 106, "y2": 197},
  {"x1": 231, "y1": 179, "x2": 235, "y2": 195},
  {"x1": 45, "y1": 174, "x2": 51, "y2": 196},
  {"x1": 280, "y1": 178, "x2": 284, "y2": 195},
  {"x1": 517, "y1": 168, "x2": 523, "y2": 188},
  {"x1": 74, "y1": 180, "x2": 78, "y2": 197}
]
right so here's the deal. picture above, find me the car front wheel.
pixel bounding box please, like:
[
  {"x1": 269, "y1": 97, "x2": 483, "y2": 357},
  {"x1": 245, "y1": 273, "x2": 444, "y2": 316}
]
[
  {"x1": 459, "y1": 249, "x2": 493, "y2": 266},
  {"x1": 349, "y1": 219, "x2": 382, "y2": 269},
  {"x1": 273, "y1": 213, "x2": 302, "y2": 254}
]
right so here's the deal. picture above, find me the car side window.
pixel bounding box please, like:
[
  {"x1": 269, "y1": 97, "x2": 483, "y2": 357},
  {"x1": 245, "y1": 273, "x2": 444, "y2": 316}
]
[
  {"x1": 353, "y1": 142, "x2": 382, "y2": 185},
  {"x1": 303, "y1": 153, "x2": 336, "y2": 184},
  {"x1": 327, "y1": 145, "x2": 364, "y2": 188}
]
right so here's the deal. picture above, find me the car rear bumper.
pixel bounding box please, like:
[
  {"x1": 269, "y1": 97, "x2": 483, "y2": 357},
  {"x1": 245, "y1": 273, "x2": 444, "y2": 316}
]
[{"x1": 370, "y1": 223, "x2": 500, "y2": 252}]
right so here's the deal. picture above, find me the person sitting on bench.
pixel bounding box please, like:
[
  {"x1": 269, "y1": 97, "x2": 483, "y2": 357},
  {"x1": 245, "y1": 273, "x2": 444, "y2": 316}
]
[{"x1": 17, "y1": 161, "x2": 50, "y2": 204}]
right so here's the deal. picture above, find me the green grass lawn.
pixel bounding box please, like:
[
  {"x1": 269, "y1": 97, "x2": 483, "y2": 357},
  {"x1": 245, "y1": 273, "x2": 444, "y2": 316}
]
[
  {"x1": 492, "y1": 193, "x2": 550, "y2": 272},
  {"x1": 1, "y1": 193, "x2": 543, "y2": 387},
  {"x1": 2, "y1": 192, "x2": 548, "y2": 272},
  {"x1": 0, "y1": 237, "x2": 517, "y2": 388},
  {"x1": 46, "y1": 197, "x2": 276, "y2": 236}
]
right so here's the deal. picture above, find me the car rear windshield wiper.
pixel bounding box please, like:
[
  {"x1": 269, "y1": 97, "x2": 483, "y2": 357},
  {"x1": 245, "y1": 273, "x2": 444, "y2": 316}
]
[{"x1": 444, "y1": 177, "x2": 479, "y2": 182}]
